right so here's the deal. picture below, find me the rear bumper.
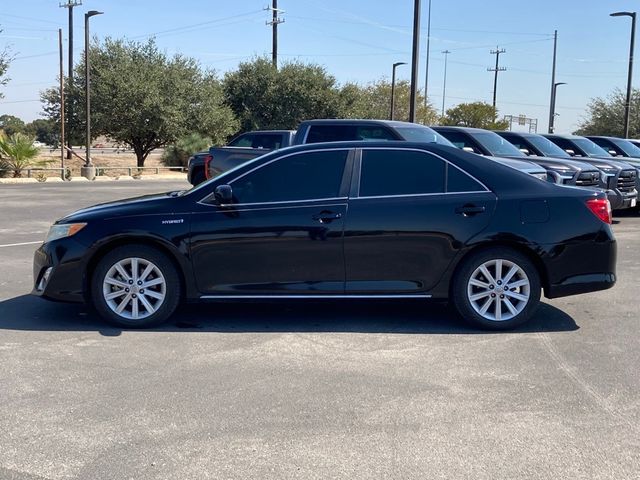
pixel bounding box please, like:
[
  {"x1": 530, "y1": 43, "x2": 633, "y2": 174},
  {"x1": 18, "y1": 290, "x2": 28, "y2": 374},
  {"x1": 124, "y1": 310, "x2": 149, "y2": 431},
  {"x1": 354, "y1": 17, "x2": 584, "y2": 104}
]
[{"x1": 546, "y1": 273, "x2": 616, "y2": 298}]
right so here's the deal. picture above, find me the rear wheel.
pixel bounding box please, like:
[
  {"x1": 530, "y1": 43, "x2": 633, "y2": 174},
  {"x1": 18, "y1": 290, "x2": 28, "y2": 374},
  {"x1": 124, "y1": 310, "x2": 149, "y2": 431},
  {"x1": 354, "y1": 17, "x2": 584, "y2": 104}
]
[
  {"x1": 91, "y1": 245, "x2": 181, "y2": 328},
  {"x1": 452, "y1": 248, "x2": 541, "y2": 330}
]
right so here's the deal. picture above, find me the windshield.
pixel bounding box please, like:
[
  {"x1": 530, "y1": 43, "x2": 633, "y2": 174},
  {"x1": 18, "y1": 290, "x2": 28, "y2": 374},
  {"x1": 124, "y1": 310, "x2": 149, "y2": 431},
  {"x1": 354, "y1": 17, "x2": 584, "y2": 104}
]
[
  {"x1": 611, "y1": 138, "x2": 640, "y2": 157},
  {"x1": 572, "y1": 138, "x2": 611, "y2": 157},
  {"x1": 526, "y1": 135, "x2": 571, "y2": 157},
  {"x1": 473, "y1": 132, "x2": 525, "y2": 156},
  {"x1": 395, "y1": 126, "x2": 456, "y2": 147}
]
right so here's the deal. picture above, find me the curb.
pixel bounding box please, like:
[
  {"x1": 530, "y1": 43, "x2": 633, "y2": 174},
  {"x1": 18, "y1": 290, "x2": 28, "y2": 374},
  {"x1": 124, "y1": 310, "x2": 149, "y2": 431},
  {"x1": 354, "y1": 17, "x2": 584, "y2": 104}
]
[{"x1": 0, "y1": 177, "x2": 38, "y2": 184}]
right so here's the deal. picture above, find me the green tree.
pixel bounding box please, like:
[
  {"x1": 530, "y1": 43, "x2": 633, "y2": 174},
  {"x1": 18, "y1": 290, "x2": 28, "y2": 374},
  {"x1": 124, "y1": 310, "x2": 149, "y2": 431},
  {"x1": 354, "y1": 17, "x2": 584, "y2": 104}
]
[
  {"x1": 339, "y1": 78, "x2": 438, "y2": 124},
  {"x1": 162, "y1": 132, "x2": 212, "y2": 168},
  {"x1": 0, "y1": 114, "x2": 26, "y2": 136},
  {"x1": 223, "y1": 57, "x2": 343, "y2": 132},
  {"x1": 41, "y1": 38, "x2": 237, "y2": 167},
  {"x1": 0, "y1": 32, "x2": 10, "y2": 98},
  {"x1": 442, "y1": 101, "x2": 509, "y2": 129},
  {"x1": 40, "y1": 79, "x2": 85, "y2": 148},
  {"x1": 575, "y1": 88, "x2": 640, "y2": 137},
  {"x1": 26, "y1": 118, "x2": 59, "y2": 146},
  {"x1": 0, "y1": 133, "x2": 41, "y2": 177}
]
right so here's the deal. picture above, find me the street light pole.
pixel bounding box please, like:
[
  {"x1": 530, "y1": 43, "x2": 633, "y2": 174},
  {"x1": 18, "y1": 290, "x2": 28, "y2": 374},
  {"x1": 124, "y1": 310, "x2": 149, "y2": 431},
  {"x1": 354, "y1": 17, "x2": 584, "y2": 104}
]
[
  {"x1": 611, "y1": 11, "x2": 636, "y2": 138},
  {"x1": 441, "y1": 50, "x2": 450, "y2": 118},
  {"x1": 549, "y1": 82, "x2": 567, "y2": 133},
  {"x1": 82, "y1": 10, "x2": 103, "y2": 180},
  {"x1": 409, "y1": 0, "x2": 421, "y2": 123},
  {"x1": 390, "y1": 62, "x2": 407, "y2": 120}
]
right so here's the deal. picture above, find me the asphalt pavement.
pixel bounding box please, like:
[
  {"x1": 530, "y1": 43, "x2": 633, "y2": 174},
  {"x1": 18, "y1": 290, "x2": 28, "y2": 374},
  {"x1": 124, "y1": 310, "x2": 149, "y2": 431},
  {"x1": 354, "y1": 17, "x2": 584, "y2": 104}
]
[{"x1": 0, "y1": 181, "x2": 638, "y2": 479}]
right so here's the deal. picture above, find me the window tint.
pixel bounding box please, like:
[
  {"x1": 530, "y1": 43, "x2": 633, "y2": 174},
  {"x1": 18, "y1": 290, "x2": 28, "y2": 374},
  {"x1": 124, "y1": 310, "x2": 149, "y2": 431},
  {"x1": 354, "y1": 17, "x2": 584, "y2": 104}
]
[
  {"x1": 230, "y1": 150, "x2": 348, "y2": 204},
  {"x1": 252, "y1": 134, "x2": 283, "y2": 150},
  {"x1": 229, "y1": 134, "x2": 254, "y2": 147},
  {"x1": 447, "y1": 165, "x2": 485, "y2": 192},
  {"x1": 526, "y1": 135, "x2": 570, "y2": 157},
  {"x1": 359, "y1": 149, "x2": 445, "y2": 197},
  {"x1": 305, "y1": 124, "x2": 398, "y2": 143},
  {"x1": 306, "y1": 125, "x2": 356, "y2": 143},
  {"x1": 472, "y1": 132, "x2": 525, "y2": 156},
  {"x1": 395, "y1": 126, "x2": 455, "y2": 146},
  {"x1": 438, "y1": 131, "x2": 482, "y2": 154}
]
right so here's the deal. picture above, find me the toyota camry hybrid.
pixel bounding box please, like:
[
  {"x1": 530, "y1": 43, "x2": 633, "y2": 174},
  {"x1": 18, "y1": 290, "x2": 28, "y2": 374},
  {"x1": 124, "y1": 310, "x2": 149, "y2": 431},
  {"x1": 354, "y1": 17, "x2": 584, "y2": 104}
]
[{"x1": 33, "y1": 142, "x2": 616, "y2": 330}]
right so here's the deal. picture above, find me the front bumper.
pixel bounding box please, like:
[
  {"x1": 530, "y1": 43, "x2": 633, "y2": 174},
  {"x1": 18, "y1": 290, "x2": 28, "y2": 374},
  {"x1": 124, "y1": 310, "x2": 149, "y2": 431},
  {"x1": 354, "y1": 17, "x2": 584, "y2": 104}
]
[
  {"x1": 606, "y1": 188, "x2": 637, "y2": 210},
  {"x1": 32, "y1": 238, "x2": 87, "y2": 303}
]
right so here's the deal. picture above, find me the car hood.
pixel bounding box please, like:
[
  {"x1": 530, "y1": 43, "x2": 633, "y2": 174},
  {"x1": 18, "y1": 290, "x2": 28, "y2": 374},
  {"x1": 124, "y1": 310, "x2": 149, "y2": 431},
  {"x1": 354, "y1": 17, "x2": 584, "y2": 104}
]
[
  {"x1": 58, "y1": 192, "x2": 182, "y2": 223},
  {"x1": 515, "y1": 155, "x2": 599, "y2": 172},
  {"x1": 486, "y1": 156, "x2": 546, "y2": 174},
  {"x1": 579, "y1": 157, "x2": 635, "y2": 171}
]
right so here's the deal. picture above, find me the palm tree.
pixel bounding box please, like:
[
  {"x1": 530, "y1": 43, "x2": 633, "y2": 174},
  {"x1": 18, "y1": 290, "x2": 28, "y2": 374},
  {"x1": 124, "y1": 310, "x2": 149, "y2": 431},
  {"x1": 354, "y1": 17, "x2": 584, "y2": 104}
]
[{"x1": 0, "y1": 133, "x2": 41, "y2": 177}]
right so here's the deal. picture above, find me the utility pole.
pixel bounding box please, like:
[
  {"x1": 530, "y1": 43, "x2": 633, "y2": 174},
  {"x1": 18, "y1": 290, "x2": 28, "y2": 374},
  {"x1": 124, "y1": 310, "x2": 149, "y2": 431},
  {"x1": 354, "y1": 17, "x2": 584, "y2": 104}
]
[
  {"x1": 265, "y1": 0, "x2": 284, "y2": 68},
  {"x1": 611, "y1": 11, "x2": 636, "y2": 138},
  {"x1": 409, "y1": 0, "x2": 421, "y2": 123},
  {"x1": 548, "y1": 30, "x2": 558, "y2": 133},
  {"x1": 423, "y1": 0, "x2": 432, "y2": 114},
  {"x1": 60, "y1": 1, "x2": 81, "y2": 159},
  {"x1": 58, "y1": 28, "x2": 65, "y2": 180},
  {"x1": 488, "y1": 46, "x2": 506, "y2": 109},
  {"x1": 441, "y1": 50, "x2": 450, "y2": 118}
]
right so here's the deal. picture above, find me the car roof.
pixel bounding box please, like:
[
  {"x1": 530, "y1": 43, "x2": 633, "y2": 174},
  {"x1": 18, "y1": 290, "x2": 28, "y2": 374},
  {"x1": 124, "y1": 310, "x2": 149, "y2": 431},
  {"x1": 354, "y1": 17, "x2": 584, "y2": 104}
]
[
  {"x1": 542, "y1": 133, "x2": 585, "y2": 139},
  {"x1": 431, "y1": 126, "x2": 495, "y2": 133},
  {"x1": 298, "y1": 119, "x2": 425, "y2": 128}
]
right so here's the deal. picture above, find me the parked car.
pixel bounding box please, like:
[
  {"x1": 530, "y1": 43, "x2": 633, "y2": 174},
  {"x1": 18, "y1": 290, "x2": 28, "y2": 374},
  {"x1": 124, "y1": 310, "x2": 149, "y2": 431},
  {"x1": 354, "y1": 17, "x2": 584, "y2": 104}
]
[
  {"x1": 494, "y1": 130, "x2": 609, "y2": 188},
  {"x1": 34, "y1": 141, "x2": 616, "y2": 330},
  {"x1": 543, "y1": 134, "x2": 638, "y2": 210},
  {"x1": 433, "y1": 126, "x2": 602, "y2": 189},
  {"x1": 584, "y1": 135, "x2": 640, "y2": 170},
  {"x1": 203, "y1": 120, "x2": 547, "y2": 182},
  {"x1": 187, "y1": 130, "x2": 296, "y2": 185}
]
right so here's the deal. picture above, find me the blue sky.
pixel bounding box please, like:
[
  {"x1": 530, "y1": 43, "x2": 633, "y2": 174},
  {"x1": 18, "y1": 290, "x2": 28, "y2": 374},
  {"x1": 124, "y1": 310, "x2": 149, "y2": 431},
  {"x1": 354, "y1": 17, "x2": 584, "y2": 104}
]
[{"x1": 0, "y1": 0, "x2": 638, "y2": 133}]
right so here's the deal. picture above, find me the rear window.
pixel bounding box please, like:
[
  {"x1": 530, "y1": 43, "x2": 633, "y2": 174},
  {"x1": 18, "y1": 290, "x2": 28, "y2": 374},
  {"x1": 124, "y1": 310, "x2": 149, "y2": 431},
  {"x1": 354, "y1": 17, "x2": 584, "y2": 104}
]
[{"x1": 305, "y1": 125, "x2": 397, "y2": 143}]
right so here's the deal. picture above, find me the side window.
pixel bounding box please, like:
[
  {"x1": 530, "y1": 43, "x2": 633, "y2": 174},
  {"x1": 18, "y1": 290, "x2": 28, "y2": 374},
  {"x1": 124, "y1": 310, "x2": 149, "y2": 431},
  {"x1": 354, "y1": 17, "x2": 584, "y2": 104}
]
[
  {"x1": 549, "y1": 137, "x2": 577, "y2": 155},
  {"x1": 252, "y1": 134, "x2": 283, "y2": 150},
  {"x1": 355, "y1": 126, "x2": 397, "y2": 141},
  {"x1": 447, "y1": 165, "x2": 485, "y2": 192},
  {"x1": 439, "y1": 131, "x2": 482, "y2": 154},
  {"x1": 306, "y1": 125, "x2": 356, "y2": 143},
  {"x1": 230, "y1": 150, "x2": 348, "y2": 204},
  {"x1": 229, "y1": 134, "x2": 254, "y2": 148},
  {"x1": 359, "y1": 149, "x2": 445, "y2": 197}
]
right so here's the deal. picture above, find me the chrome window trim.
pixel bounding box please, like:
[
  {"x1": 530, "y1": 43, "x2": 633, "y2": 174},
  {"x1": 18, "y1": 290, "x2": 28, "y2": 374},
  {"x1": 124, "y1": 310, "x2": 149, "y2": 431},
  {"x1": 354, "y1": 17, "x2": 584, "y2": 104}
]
[
  {"x1": 200, "y1": 294, "x2": 432, "y2": 299},
  {"x1": 358, "y1": 146, "x2": 491, "y2": 197},
  {"x1": 216, "y1": 200, "x2": 347, "y2": 210},
  {"x1": 198, "y1": 147, "x2": 352, "y2": 206},
  {"x1": 354, "y1": 191, "x2": 491, "y2": 201}
]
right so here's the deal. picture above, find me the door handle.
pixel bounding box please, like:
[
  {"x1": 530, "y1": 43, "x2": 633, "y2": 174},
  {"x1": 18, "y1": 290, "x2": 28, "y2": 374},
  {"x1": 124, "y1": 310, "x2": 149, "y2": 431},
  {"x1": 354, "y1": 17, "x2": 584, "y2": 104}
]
[
  {"x1": 455, "y1": 204, "x2": 486, "y2": 216},
  {"x1": 312, "y1": 211, "x2": 342, "y2": 223}
]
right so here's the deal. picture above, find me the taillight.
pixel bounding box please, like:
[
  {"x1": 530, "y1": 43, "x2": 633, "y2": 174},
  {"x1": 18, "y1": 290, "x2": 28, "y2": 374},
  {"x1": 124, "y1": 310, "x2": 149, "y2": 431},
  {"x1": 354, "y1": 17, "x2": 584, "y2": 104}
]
[
  {"x1": 204, "y1": 154, "x2": 213, "y2": 180},
  {"x1": 585, "y1": 198, "x2": 612, "y2": 224}
]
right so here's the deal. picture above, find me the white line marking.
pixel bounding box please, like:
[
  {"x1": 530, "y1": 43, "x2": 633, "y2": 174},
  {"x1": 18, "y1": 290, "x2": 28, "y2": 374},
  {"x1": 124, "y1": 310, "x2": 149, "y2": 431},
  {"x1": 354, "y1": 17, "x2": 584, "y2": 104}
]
[{"x1": 0, "y1": 241, "x2": 42, "y2": 248}]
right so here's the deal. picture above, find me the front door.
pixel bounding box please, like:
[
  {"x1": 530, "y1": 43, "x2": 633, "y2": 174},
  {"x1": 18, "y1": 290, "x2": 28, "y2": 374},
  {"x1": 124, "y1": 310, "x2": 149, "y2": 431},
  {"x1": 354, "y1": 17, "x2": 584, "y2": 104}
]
[{"x1": 190, "y1": 149, "x2": 352, "y2": 295}]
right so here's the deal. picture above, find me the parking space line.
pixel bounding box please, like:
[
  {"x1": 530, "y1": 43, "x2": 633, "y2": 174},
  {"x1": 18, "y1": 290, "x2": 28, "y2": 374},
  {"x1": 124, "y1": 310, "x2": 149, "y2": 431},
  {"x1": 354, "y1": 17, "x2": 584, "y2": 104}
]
[{"x1": 0, "y1": 241, "x2": 42, "y2": 248}]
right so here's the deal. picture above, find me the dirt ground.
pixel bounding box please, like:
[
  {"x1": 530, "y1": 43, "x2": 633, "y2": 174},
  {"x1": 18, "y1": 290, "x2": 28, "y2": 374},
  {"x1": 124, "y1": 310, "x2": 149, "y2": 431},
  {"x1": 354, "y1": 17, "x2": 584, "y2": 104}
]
[{"x1": 34, "y1": 148, "x2": 174, "y2": 178}]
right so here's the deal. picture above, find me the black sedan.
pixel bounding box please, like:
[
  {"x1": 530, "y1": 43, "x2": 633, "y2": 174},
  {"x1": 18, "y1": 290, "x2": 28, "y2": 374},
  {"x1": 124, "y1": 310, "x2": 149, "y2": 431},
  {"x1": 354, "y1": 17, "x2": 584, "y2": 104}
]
[{"x1": 33, "y1": 142, "x2": 616, "y2": 330}]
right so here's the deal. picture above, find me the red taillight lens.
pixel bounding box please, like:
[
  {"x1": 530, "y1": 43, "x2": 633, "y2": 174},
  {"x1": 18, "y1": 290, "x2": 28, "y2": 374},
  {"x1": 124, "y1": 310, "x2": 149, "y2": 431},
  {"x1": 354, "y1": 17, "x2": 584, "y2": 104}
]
[
  {"x1": 586, "y1": 198, "x2": 612, "y2": 224},
  {"x1": 204, "y1": 154, "x2": 213, "y2": 180}
]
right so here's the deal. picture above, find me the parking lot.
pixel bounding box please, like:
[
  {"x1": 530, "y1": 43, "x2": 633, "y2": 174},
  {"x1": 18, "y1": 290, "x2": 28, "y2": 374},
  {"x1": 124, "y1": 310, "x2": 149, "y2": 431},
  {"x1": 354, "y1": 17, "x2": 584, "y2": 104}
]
[{"x1": 0, "y1": 181, "x2": 639, "y2": 479}]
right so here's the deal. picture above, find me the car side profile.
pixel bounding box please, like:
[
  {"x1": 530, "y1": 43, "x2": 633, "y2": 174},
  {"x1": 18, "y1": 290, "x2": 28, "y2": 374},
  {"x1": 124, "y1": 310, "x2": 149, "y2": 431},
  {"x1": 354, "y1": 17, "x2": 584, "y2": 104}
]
[{"x1": 34, "y1": 142, "x2": 616, "y2": 330}]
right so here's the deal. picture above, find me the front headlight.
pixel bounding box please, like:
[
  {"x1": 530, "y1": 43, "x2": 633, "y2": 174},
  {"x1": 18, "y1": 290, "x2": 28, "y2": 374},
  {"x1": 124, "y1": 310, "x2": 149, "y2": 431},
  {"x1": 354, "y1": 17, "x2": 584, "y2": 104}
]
[
  {"x1": 45, "y1": 223, "x2": 87, "y2": 243},
  {"x1": 532, "y1": 172, "x2": 548, "y2": 181}
]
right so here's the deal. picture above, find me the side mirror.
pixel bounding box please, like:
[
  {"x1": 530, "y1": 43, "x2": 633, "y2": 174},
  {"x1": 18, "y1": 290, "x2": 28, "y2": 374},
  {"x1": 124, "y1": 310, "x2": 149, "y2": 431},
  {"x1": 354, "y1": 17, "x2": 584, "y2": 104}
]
[
  {"x1": 519, "y1": 148, "x2": 531, "y2": 156},
  {"x1": 608, "y1": 149, "x2": 618, "y2": 156},
  {"x1": 565, "y1": 149, "x2": 576, "y2": 156},
  {"x1": 462, "y1": 146, "x2": 475, "y2": 153},
  {"x1": 214, "y1": 184, "x2": 233, "y2": 204}
]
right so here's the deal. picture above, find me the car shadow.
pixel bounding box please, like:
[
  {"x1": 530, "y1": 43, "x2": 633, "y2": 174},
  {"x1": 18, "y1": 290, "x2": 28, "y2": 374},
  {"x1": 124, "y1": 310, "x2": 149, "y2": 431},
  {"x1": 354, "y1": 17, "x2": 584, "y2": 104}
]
[{"x1": 0, "y1": 295, "x2": 578, "y2": 336}]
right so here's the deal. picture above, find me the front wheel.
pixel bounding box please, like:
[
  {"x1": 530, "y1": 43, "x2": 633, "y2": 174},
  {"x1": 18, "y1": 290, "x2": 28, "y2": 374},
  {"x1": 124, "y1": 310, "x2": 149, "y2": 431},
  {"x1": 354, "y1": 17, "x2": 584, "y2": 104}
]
[
  {"x1": 91, "y1": 245, "x2": 181, "y2": 328},
  {"x1": 452, "y1": 248, "x2": 541, "y2": 330}
]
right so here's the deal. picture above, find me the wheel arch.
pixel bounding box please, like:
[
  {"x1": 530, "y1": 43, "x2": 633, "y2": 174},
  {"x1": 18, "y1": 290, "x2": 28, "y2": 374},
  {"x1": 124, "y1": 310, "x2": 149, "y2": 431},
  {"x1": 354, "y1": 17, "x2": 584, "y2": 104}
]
[
  {"x1": 449, "y1": 241, "x2": 550, "y2": 296},
  {"x1": 83, "y1": 236, "x2": 191, "y2": 303}
]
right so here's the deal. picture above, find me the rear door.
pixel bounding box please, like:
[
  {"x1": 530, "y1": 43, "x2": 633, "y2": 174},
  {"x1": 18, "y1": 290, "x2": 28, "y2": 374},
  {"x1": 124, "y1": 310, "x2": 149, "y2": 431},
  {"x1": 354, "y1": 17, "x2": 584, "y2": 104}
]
[{"x1": 344, "y1": 147, "x2": 497, "y2": 294}]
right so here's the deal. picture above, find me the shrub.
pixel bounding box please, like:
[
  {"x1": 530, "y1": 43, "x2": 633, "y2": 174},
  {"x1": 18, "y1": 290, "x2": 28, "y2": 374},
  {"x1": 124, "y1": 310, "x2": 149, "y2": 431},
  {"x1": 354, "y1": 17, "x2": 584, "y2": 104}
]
[
  {"x1": 0, "y1": 133, "x2": 45, "y2": 177},
  {"x1": 162, "y1": 133, "x2": 212, "y2": 168}
]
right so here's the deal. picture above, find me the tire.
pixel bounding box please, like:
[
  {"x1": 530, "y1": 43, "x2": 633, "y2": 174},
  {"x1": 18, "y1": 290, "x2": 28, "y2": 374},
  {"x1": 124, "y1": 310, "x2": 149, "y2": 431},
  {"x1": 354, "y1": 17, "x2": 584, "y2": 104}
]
[
  {"x1": 190, "y1": 168, "x2": 206, "y2": 186},
  {"x1": 451, "y1": 247, "x2": 541, "y2": 330},
  {"x1": 91, "y1": 245, "x2": 181, "y2": 328}
]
